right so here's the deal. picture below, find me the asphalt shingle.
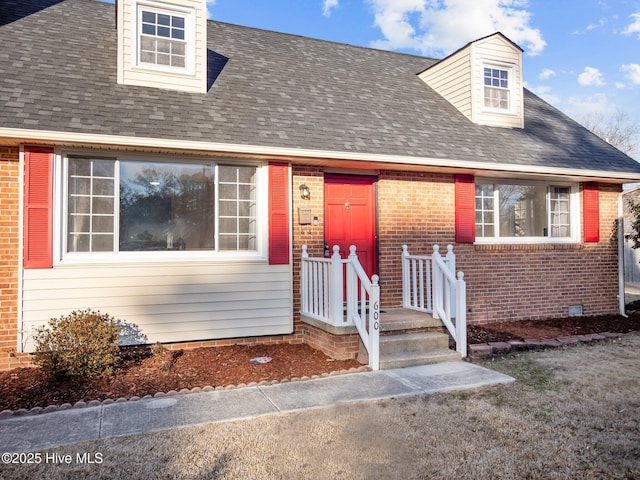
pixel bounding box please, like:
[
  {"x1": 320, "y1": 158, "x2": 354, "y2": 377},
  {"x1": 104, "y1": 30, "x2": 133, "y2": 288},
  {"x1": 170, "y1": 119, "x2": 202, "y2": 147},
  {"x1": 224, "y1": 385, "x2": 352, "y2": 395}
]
[{"x1": 1, "y1": 0, "x2": 639, "y2": 175}]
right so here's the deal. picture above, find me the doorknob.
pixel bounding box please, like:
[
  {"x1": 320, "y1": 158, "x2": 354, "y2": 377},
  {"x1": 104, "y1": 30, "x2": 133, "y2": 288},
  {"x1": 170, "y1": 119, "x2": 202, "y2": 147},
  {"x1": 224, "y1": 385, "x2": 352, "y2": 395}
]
[{"x1": 344, "y1": 201, "x2": 350, "y2": 210}]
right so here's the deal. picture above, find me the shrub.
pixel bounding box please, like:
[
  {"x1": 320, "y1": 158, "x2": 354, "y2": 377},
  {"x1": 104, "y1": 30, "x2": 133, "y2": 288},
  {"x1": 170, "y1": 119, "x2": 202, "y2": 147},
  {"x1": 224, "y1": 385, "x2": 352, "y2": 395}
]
[{"x1": 32, "y1": 309, "x2": 121, "y2": 378}]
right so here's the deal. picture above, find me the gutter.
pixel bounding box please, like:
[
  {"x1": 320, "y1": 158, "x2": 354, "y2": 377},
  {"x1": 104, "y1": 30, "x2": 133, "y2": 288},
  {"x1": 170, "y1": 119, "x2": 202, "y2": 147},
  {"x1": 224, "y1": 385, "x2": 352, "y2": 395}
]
[
  {"x1": 619, "y1": 193, "x2": 628, "y2": 317},
  {"x1": 2, "y1": 127, "x2": 640, "y2": 182}
]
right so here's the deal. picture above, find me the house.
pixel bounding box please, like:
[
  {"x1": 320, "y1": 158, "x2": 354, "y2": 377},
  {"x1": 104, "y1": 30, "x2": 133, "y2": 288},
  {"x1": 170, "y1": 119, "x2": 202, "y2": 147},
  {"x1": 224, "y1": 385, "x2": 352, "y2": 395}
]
[{"x1": 1, "y1": 0, "x2": 640, "y2": 371}]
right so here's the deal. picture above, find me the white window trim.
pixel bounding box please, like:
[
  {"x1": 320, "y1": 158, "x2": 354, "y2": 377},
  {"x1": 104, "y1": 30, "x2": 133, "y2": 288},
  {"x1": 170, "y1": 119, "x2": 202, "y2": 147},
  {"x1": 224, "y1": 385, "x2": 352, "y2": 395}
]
[
  {"x1": 134, "y1": 1, "x2": 196, "y2": 75},
  {"x1": 474, "y1": 179, "x2": 580, "y2": 245},
  {"x1": 53, "y1": 150, "x2": 268, "y2": 266},
  {"x1": 481, "y1": 61, "x2": 516, "y2": 115}
]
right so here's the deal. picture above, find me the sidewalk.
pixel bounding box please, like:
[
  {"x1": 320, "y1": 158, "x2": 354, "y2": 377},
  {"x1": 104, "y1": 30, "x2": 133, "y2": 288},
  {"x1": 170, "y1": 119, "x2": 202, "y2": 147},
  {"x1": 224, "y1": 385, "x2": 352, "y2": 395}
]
[{"x1": 0, "y1": 361, "x2": 512, "y2": 453}]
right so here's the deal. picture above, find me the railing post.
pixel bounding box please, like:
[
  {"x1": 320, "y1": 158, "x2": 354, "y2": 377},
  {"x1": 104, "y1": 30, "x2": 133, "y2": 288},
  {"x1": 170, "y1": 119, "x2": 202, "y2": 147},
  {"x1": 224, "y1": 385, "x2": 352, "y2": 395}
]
[
  {"x1": 446, "y1": 244, "x2": 456, "y2": 277},
  {"x1": 347, "y1": 245, "x2": 358, "y2": 321},
  {"x1": 401, "y1": 245, "x2": 409, "y2": 308},
  {"x1": 330, "y1": 245, "x2": 344, "y2": 326},
  {"x1": 446, "y1": 244, "x2": 456, "y2": 318},
  {"x1": 432, "y1": 244, "x2": 441, "y2": 320},
  {"x1": 370, "y1": 274, "x2": 380, "y2": 371},
  {"x1": 301, "y1": 245, "x2": 308, "y2": 315},
  {"x1": 456, "y1": 271, "x2": 467, "y2": 357}
]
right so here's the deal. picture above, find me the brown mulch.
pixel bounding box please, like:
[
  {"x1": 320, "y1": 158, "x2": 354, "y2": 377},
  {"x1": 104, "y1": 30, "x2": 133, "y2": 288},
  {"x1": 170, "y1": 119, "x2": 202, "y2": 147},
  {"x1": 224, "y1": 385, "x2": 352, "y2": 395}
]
[
  {"x1": 1, "y1": 312, "x2": 639, "y2": 413},
  {"x1": 0, "y1": 343, "x2": 361, "y2": 412},
  {"x1": 468, "y1": 312, "x2": 640, "y2": 344}
]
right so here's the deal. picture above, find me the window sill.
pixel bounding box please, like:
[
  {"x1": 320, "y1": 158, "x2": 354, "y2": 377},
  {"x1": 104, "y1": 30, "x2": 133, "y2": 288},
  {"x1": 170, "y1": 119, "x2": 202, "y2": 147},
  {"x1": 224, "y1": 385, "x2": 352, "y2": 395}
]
[
  {"x1": 473, "y1": 243, "x2": 584, "y2": 252},
  {"x1": 55, "y1": 251, "x2": 268, "y2": 267}
]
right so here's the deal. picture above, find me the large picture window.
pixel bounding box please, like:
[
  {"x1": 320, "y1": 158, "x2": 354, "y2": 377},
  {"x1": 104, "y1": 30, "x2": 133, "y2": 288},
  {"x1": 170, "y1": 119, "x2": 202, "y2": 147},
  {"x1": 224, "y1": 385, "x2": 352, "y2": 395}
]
[
  {"x1": 65, "y1": 157, "x2": 258, "y2": 256},
  {"x1": 475, "y1": 181, "x2": 576, "y2": 241}
]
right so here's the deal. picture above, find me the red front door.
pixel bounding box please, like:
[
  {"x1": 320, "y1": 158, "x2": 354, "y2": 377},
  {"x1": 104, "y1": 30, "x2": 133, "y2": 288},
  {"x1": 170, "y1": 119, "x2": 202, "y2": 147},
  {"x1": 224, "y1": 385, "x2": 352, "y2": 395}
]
[{"x1": 324, "y1": 175, "x2": 377, "y2": 279}]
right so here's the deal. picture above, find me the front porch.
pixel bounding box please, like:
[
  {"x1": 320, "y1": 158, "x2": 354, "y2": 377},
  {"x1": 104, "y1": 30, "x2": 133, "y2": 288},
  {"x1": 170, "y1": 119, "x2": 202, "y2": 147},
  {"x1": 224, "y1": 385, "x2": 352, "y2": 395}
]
[{"x1": 299, "y1": 244, "x2": 467, "y2": 370}]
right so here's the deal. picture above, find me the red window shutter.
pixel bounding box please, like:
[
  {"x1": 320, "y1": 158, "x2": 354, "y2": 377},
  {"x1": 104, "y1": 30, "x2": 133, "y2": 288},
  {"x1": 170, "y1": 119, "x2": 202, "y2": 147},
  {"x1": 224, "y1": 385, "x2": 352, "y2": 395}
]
[
  {"x1": 268, "y1": 162, "x2": 290, "y2": 265},
  {"x1": 583, "y1": 182, "x2": 600, "y2": 243},
  {"x1": 455, "y1": 174, "x2": 476, "y2": 243},
  {"x1": 23, "y1": 146, "x2": 54, "y2": 268}
]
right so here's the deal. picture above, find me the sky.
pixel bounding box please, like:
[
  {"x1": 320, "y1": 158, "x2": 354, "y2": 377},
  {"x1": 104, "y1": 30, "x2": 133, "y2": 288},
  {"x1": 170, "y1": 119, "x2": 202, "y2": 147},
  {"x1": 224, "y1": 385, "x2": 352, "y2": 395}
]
[{"x1": 102, "y1": 0, "x2": 640, "y2": 158}]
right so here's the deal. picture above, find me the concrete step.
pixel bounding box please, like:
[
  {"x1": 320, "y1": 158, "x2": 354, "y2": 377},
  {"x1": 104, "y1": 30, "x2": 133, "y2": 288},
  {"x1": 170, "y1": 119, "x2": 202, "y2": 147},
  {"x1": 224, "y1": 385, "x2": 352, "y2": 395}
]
[
  {"x1": 380, "y1": 308, "x2": 442, "y2": 332},
  {"x1": 379, "y1": 349, "x2": 462, "y2": 370},
  {"x1": 379, "y1": 331, "x2": 449, "y2": 355}
]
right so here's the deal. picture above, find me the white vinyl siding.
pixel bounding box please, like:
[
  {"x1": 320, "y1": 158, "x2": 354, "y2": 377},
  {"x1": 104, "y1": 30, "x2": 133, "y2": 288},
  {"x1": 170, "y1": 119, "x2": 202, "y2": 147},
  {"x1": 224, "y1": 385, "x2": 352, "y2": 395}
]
[
  {"x1": 419, "y1": 33, "x2": 524, "y2": 129},
  {"x1": 21, "y1": 262, "x2": 293, "y2": 351},
  {"x1": 471, "y1": 36, "x2": 523, "y2": 128},
  {"x1": 419, "y1": 49, "x2": 472, "y2": 119}
]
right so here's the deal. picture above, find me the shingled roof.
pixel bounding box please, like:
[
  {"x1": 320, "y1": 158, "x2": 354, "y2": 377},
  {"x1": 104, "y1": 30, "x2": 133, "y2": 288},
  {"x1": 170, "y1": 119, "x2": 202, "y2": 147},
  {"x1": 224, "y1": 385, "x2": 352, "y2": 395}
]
[{"x1": 1, "y1": 0, "x2": 639, "y2": 178}]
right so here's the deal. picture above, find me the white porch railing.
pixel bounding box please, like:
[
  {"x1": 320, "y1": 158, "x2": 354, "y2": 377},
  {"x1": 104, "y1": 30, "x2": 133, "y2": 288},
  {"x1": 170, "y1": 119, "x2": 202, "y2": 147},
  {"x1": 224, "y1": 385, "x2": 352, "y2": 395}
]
[
  {"x1": 402, "y1": 244, "x2": 467, "y2": 357},
  {"x1": 301, "y1": 245, "x2": 380, "y2": 370}
]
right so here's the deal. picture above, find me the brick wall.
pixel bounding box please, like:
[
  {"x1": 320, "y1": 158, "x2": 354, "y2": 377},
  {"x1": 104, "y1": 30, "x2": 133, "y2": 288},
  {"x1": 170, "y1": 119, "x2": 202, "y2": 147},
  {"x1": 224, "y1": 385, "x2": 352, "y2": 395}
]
[
  {"x1": 0, "y1": 147, "x2": 29, "y2": 370},
  {"x1": 291, "y1": 166, "x2": 622, "y2": 359},
  {"x1": 377, "y1": 171, "x2": 621, "y2": 323}
]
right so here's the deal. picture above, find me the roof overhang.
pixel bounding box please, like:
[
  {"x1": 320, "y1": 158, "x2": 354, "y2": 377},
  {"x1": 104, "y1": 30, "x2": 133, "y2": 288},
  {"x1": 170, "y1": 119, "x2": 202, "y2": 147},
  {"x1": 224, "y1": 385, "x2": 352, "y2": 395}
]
[{"x1": 2, "y1": 127, "x2": 640, "y2": 184}]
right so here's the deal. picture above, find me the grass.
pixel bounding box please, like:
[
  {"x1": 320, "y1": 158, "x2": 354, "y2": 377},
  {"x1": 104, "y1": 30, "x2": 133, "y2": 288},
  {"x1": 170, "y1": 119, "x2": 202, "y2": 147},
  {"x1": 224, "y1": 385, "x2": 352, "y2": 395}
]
[{"x1": 4, "y1": 336, "x2": 640, "y2": 479}]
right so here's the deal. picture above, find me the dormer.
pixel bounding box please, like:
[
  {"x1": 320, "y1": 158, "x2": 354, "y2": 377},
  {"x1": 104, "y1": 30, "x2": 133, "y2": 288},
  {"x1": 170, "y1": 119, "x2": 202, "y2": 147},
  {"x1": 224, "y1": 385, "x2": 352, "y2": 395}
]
[
  {"x1": 117, "y1": 0, "x2": 208, "y2": 93},
  {"x1": 419, "y1": 33, "x2": 524, "y2": 129}
]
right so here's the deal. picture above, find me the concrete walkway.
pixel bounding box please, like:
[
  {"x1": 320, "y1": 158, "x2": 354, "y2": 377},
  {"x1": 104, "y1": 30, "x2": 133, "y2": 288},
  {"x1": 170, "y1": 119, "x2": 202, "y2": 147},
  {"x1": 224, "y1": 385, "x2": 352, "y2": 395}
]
[{"x1": 0, "y1": 361, "x2": 513, "y2": 453}]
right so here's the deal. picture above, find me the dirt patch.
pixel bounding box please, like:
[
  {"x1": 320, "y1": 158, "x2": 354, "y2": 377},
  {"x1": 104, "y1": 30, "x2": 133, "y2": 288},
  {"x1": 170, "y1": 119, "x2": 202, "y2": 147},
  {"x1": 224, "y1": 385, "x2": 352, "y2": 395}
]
[
  {"x1": 468, "y1": 313, "x2": 640, "y2": 344},
  {"x1": 0, "y1": 343, "x2": 361, "y2": 412}
]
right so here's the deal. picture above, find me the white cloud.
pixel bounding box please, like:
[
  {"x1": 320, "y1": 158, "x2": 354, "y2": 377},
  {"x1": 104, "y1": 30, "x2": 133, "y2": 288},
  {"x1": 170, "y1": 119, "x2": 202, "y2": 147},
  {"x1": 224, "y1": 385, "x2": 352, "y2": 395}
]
[
  {"x1": 578, "y1": 67, "x2": 605, "y2": 86},
  {"x1": 572, "y1": 18, "x2": 607, "y2": 35},
  {"x1": 622, "y1": 63, "x2": 640, "y2": 85},
  {"x1": 323, "y1": 0, "x2": 339, "y2": 17},
  {"x1": 538, "y1": 68, "x2": 555, "y2": 80},
  {"x1": 526, "y1": 84, "x2": 560, "y2": 105},
  {"x1": 366, "y1": 0, "x2": 546, "y2": 57},
  {"x1": 622, "y1": 12, "x2": 640, "y2": 38},
  {"x1": 616, "y1": 82, "x2": 626, "y2": 89}
]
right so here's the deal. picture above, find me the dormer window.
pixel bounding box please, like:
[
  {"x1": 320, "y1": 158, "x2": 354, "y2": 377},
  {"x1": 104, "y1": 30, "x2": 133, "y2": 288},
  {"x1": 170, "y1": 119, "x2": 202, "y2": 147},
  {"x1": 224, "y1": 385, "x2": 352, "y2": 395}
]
[
  {"x1": 418, "y1": 33, "x2": 524, "y2": 128},
  {"x1": 136, "y1": 3, "x2": 195, "y2": 73},
  {"x1": 140, "y1": 9, "x2": 186, "y2": 68},
  {"x1": 483, "y1": 66, "x2": 510, "y2": 110},
  {"x1": 117, "y1": 0, "x2": 208, "y2": 93}
]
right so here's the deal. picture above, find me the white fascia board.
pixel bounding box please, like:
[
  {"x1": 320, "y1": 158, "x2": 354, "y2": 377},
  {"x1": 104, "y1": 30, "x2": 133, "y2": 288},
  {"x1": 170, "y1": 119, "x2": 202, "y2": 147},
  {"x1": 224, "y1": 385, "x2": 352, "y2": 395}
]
[{"x1": 2, "y1": 127, "x2": 640, "y2": 182}]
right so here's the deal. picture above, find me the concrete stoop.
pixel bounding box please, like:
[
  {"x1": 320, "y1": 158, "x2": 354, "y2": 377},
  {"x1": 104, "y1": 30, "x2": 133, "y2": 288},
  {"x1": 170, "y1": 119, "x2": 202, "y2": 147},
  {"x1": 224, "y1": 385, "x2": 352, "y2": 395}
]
[{"x1": 361, "y1": 308, "x2": 462, "y2": 370}]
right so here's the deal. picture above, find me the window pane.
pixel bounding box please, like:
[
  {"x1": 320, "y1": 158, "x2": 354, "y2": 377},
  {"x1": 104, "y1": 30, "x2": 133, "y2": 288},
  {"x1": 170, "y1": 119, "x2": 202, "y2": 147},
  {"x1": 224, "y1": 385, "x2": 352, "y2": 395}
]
[
  {"x1": 171, "y1": 55, "x2": 185, "y2": 68},
  {"x1": 67, "y1": 158, "x2": 115, "y2": 253},
  {"x1": 142, "y1": 24, "x2": 156, "y2": 35},
  {"x1": 119, "y1": 161, "x2": 215, "y2": 251},
  {"x1": 172, "y1": 16, "x2": 184, "y2": 28},
  {"x1": 218, "y1": 165, "x2": 257, "y2": 251},
  {"x1": 498, "y1": 184, "x2": 547, "y2": 237},
  {"x1": 93, "y1": 178, "x2": 114, "y2": 196},
  {"x1": 68, "y1": 233, "x2": 90, "y2": 252},
  {"x1": 475, "y1": 183, "x2": 495, "y2": 237},
  {"x1": 157, "y1": 14, "x2": 171, "y2": 26},
  {"x1": 69, "y1": 196, "x2": 90, "y2": 214},
  {"x1": 142, "y1": 11, "x2": 155, "y2": 23},
  {"x1": 92, "y1": 234, "x2": 114, "y2": 252},
  {"x1": 550, "y1": 186, "x2": 571, "y2": 237}
]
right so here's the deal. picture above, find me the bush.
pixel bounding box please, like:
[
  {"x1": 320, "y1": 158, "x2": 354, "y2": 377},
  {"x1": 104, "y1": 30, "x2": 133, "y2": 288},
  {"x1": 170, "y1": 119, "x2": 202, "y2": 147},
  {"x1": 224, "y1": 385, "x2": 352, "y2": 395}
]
[{"x1": 33, "y1": 309, "x2": 121, "y2": 378}]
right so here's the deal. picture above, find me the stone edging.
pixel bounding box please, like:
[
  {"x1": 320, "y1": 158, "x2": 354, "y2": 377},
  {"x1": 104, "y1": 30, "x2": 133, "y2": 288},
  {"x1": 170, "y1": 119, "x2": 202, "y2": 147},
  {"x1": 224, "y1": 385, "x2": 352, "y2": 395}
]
[
  {"x1": 0, "y1": 366, "x2": 371, "y2": 420},
  {"x1": 467, "y1": 330, "x2": 640, "y2": 362}
]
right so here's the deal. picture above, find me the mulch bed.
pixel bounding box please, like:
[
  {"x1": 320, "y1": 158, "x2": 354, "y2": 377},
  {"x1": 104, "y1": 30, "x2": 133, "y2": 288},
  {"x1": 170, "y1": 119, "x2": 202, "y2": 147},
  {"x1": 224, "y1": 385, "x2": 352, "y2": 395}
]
[
  {"x1": 1, "y1": 312, "x2": 639, "y2": 413},
  {"x1": 0, "y1": 343, "x2": 362, "y2": 412},
  {"x1": 467, "y1": 313, "x2": 640, "y2": 344}
]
